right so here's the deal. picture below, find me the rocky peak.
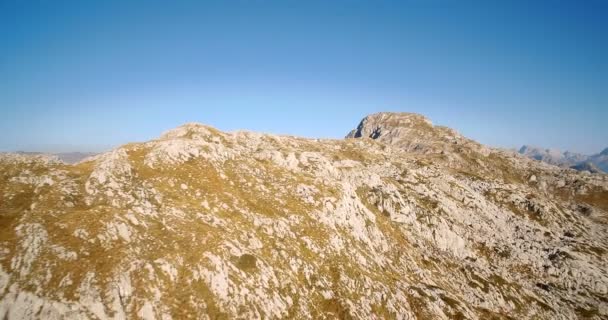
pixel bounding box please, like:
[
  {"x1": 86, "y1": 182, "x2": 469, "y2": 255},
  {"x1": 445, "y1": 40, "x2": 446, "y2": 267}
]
[
  {"x1": 346, "y1": 112, "x2": 434, "y2": 140},
  {"x1": 346, "y1": 112, "x2": 483, "y2": 157},
  {"x1": 600, "y1": 147, "x2": 608, "y2": 156},
  {"x1": 159, "y1": 122, "x2": 222, "y2": 140},
  {"x1": 346, "y1": 112, "x2": 465, "y2": 153}
]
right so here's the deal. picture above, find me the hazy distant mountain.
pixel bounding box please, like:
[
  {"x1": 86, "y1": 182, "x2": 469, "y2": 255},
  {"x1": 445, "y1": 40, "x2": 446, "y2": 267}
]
[
  {"x1": 14, "y1": 151, "x2": 97, "y2": 164},
  {"x1": 54, "y1": 152, "x2": 97, "y2": 164},
  {"x1": 589, "y1": 148, "x2": 608, "y2": 173},
  {"x1": 570, "y1": 161, "x2": 603, "y2": 174},
  {"x1": 518, "y1": 145, "x2": 607, "y2": 173},
  {"x1": 2, "y1": 112, "x2": 607, "y2": 319},
  {"x1": 518, "y1": 145, "x2": 567, "y2": 165}
]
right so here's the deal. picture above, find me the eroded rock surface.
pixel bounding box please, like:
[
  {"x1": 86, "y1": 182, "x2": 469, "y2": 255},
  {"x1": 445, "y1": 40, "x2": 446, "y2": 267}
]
[{"x1": 1, "y1": 113, "x2": 607, "y2": 319}]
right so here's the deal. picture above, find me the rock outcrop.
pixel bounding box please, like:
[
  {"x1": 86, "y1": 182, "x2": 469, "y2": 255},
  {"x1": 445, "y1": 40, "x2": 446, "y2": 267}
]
[
  {"x1": 1, "y1": 113, "x2": 607, "y2": 319},
  {"x1": 346, "y1": 112, "x2": 481, "y2": 154}
]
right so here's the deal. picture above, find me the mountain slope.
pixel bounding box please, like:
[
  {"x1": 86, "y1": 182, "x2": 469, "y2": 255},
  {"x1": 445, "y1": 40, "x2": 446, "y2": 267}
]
[{"x1": 1, "y1": 113, "x2": 607, "y2": 319}]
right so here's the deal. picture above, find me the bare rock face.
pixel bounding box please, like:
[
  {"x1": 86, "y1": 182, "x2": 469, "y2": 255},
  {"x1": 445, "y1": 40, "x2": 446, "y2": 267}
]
[
  {"x1": 347, "y1": 112, "x2": 465, "y2": 153},
  {"x1": 1, "y1": 113, "x2": 607, "y2": 319},
  {"x1": 346, "y1": 113, "x2": 494, "y2": 161}
]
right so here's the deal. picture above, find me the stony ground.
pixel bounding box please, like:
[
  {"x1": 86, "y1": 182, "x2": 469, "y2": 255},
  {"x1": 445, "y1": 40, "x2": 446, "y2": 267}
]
[{"x1": 1, "y1": 113, "x2": 607, "y2": 319}]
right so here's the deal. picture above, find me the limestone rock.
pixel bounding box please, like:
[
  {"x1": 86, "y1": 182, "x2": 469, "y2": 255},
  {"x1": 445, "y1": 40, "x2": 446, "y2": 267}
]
[{"x1": 0, "y1": 113, "x2": 607, "y2": 319}]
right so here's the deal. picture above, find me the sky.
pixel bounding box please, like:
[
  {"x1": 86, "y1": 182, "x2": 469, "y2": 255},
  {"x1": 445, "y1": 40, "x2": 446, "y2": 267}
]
[{"x1": 1, "y1": 0, "x2": 606, "y2": 154}]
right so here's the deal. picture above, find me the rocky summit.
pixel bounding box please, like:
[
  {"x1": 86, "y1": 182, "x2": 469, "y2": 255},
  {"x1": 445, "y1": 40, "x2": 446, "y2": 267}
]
[{"x1": 1, "y1": 112, "x2": 607, "y2": 319}]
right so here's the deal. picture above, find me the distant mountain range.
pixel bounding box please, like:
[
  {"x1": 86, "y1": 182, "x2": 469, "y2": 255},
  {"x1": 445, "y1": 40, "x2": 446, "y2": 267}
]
[
  {"x1": 13, "y1": 151, "x2": 97, "y2": 164},
  {"x1": 518, "y1": 145, "x2": 608, "y2": 173}
]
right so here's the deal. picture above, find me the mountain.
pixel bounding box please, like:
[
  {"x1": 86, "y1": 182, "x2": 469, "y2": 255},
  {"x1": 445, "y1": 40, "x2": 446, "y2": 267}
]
[
  {"x1": 1, "y1": 112, "x2": 607, "y2": 319},
  {"x1": 518, "y1": 146, "x2": 608, "y2": 173},
  {"x1": 589, "y1": 151, "x2": 608, "y2": 173},
  {"x1": 518, "y1": 146, "x2": 568, "y2": 166},
  {"x1": 346, "y1": 112, "x2": 473, "y2": 154},
  {"x1": 55, "y1": 152, "x2": 98, "y2": 164},
  {"x1": 13, "y1": 151, "x2": 97, "y2": 164},
  {"x1": 570, "y1": 162, "x2": 603, "y2": 174}
]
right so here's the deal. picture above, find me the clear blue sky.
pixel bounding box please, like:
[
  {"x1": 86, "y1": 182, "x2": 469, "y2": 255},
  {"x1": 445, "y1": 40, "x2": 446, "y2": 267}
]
[{"x1": 1, "y1": 0, "x2": 606, "y2": 154}]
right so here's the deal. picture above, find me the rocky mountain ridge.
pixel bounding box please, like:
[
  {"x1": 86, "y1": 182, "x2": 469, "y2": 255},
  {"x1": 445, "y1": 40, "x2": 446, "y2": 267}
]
[{"x1": 0, "y1": 112, "x2": 607, "y2": 319}]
